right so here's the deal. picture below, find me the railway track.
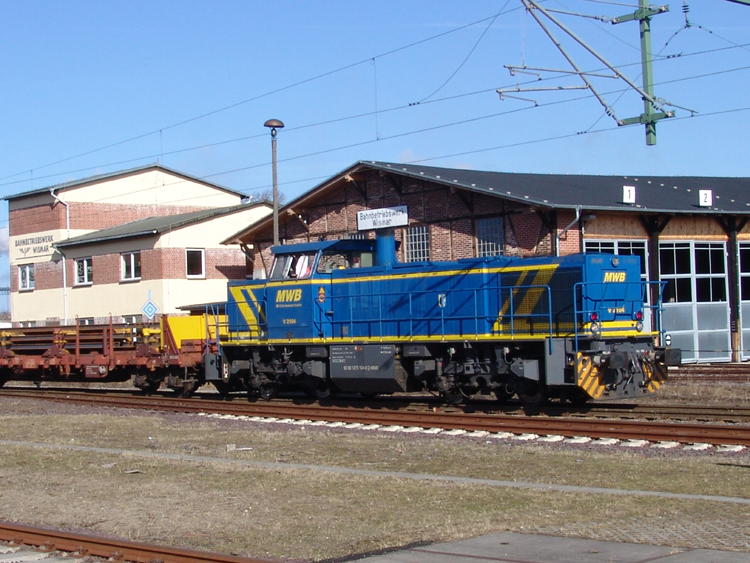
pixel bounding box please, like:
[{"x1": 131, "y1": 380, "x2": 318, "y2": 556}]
[
  {"x1": 2, "y1": 388, "x2": 749, "y2": 447},
  {"x1": 0, "y1": 521, "x2": 275, "y2": 563},
  {"x1": 2, "y1": 386, "x2": 749, "y2": 422}
]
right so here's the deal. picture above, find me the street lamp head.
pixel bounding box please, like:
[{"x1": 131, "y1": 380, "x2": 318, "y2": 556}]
[{"x1": 264, "y1": 119, "x2": 285, "y2": 136}]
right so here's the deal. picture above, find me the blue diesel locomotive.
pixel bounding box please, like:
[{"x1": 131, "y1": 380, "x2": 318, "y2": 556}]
[{"x1": 215, "y1": 232, "x2": 679, "y2": 405}]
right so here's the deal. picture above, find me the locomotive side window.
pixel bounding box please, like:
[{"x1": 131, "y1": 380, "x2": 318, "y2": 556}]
[
  {"x1": 318, "y1": 252, "x2": 348, "y2": 273},
  {"x1": 316, "y1": 250, "x2": 374, "y2": 273}
]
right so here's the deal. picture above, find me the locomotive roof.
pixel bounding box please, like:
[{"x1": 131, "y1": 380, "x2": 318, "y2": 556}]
[{"x1": 271, "y1": 238, "x2": 376, "y2": 255}]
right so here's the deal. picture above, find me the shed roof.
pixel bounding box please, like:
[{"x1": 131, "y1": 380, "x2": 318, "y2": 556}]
[
  {"x1": 4, "y1": 163, "x2": 246, "y2": 201},
  {"x1": 224, "y1": 160, "x2": 750, "y2": 244},
  {"x1": 55, "y1": 202, "x2": 270, "y2": 249},
  {"x1": 363, "y1": 161, "x2": 750, "y2": 214}
]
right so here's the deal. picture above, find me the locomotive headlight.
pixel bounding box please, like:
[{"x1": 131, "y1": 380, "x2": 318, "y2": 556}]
[
  {"x1": 590, "y1": 321, "x2": 602, "y2": 337},
  {"x1": 611, "y1": 256, "x2": 620, "y2": 267},
  {"x1": 635, "y1": 321, "x2": 644, "y2": 332}
]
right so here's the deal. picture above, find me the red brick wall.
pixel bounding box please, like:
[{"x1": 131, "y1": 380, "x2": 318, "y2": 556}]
[
  {"x1": 10, "y1": 201, "x2": 212, "y2": 237},
  {"x1": 248, "y1": 169, "x2": 576, "y2": 274}
]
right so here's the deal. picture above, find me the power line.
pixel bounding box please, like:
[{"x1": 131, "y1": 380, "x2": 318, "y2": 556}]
[
  {"x1": 0, "y1": 9, "x2": 518, "y2": 184},
  {"x1": 4, "y1": 36, "x2": 747, "y2": 195}
]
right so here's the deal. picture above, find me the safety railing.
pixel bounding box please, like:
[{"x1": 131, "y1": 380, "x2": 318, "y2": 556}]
[
  {"x1": 315, "y1": 284, "x2": 554, "y2": 345},
  {"x1": 572, "y1": 280, "x2": 665, "y2": 352}
]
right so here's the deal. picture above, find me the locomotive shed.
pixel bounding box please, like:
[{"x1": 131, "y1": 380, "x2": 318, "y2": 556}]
[{"x1": 1, "y1": 394, "x2": 749, "y2": 562}]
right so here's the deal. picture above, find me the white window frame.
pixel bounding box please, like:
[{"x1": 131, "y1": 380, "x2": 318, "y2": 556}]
[
  {"x1": 19, "y1": 264, "x2": 34, "y2": 291},
  {"x1": 121, "y1": 251, "x2": 142, "y2": 281},
  {"x1": 75, "y1": 257, "x2": 93, "y2": 286},
  {"x1": 186, "y1": 249, "x2": 205, "y2": 279},
  {"x1": 405, "y1": 225, "x2": 430, "y2": 262}
]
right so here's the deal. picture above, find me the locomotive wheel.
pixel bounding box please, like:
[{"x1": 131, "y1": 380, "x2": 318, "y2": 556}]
[
  {"x1": 517, "y1": 382, "x2": 548, "y2": 407},
  {"x1": 493, "y1": 388, "x2": 514, "y2": 404},
  {"x1": 442, "y1": 389, "x2": 467, "y2": 406},
  {"x1": 258, "y1": 384, "x2": 278, "y2": 401},
  {"x1": 569, "y1": 388, "x2": 591, "y2": 407},
  {"x1": 313, "y1": 382, "x2": 335, "y2": 401}
]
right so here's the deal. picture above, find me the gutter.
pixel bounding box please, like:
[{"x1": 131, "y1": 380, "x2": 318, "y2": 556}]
[
  {"x1": 49, "y1": 189, "x2": 70, "y2": 324},
  {"x1": 556, "y1": 206, "x2": 581, "y2": 257}
]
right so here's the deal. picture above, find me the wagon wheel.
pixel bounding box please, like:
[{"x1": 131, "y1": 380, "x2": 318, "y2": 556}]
[
  {"x1": 176, "y1": 379, "x2": 199, "y2": 398},
  {"x1": 143, "y1": 379, "x2": 161, "y2": 394},
  {"x1": 517, "y1": 381, "x2": 548, "y2": 408}
]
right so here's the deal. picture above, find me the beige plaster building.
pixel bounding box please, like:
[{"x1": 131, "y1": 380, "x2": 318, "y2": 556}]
[{"x1": 7, "y1": 165, "x2": 270, "y2": 325}]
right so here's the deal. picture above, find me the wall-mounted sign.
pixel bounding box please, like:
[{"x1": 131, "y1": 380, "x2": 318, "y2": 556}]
[
  {"x1": 357, "y1": 206, "x2": 409, "y2": 230},
  {"x1": 699, "y1": 189, "x2": 713, "y2": 207},
  {"x1": 622, "y1": 185, "x2": 636, "y2": 204},
  {"x1": 12, "y1": 234, "x2": 55, "y2": 262}
]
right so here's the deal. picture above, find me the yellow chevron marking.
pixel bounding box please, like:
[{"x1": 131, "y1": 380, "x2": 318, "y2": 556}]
[
  {"x1": 492, "y1": 265, "x2": 559, "y2": 332},
  {"x1": 576, "y1": 352, "x2": 604, "y2": 399},
  {"x1": 642, "y1": 360, "x2": 667, "y2": 393},
  {"x1": 229, "y1": 286, "x2": 261, "y2": 337}
]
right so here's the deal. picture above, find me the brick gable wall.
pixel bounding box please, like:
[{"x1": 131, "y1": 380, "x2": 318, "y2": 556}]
[
  {"x1": 10, "y1": 201, "x2": 213, "y2": 237},
  {"x1": 251, "y1": 170, "x2": 567, "y2": 275}
]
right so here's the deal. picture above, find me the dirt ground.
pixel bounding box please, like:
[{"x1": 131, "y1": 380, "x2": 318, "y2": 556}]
[{"x1": 0, "y1": 385, "x2": 749, "y2": 562}]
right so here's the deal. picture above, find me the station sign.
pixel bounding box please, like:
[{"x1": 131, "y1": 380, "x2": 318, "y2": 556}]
[{"x1": 357, "y1": 206, "x2": 408, "y2": 231}]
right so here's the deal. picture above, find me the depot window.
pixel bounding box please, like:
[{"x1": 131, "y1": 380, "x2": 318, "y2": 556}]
[
  {"x1": 75, "y1": 257, "x2": 93, "y2": 285},
  {"x1": 121, "y1": 252, "x2": 142, "y2": 281},
  {"x1": 659, "y1": 242, "x2": 727, "y2": 303},
  {"x1": 19, "y1": 264, "x2": 34, "y2": 291},
  {"x1": 405, "y1": 225, "x2": 430, "y2": 262},
  {"x1": 476, "y1": 217, "x2": 504, "y2": 257},
  {"x1": 186, "y1": 249, "x2": 205, "y2": 278}
]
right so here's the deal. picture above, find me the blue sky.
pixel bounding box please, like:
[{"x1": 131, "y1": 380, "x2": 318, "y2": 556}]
[{"x1": 1, "y1": 0, "x2": 749, "y2": 296}]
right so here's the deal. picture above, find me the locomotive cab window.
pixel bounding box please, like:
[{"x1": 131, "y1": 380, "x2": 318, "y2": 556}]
[
  {"x1": 271, "y1": 252, "x2": 316, "y2": 280},
  {"x1": 316, "y1": 250, "x2": 374, "y2": 273}
]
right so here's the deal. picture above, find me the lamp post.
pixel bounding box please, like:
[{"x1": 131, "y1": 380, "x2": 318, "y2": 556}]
[{"x1": 264, "y1": 119, "x2": 284, "y2": 247}]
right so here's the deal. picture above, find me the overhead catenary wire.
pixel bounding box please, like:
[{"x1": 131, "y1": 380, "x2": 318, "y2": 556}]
[
  {"x1": 2, "y1": 36, "x2": 747, "y2": 195},
  {"x1": 0, "y1": 8, "x2": 523, "y2": 185}
]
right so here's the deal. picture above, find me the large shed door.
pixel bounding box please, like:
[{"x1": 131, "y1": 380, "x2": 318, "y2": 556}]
[
  {"x1": 660, "y1": 241, "x2": 730, "y2": 363},
  {"x1": 738, "y1": 243, "x2": 750, "y2": 361}
]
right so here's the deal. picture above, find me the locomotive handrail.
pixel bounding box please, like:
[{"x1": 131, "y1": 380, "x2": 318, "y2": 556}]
[
  {"x1": 499, "y1": 284, "x2": 554, "y2": 351},
  {"x1": 321, "y1": 283, "x2": 554, "y2": 344},
  {"x1": 572, "y1": 280, "x2": 664, "y2": 353}
]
